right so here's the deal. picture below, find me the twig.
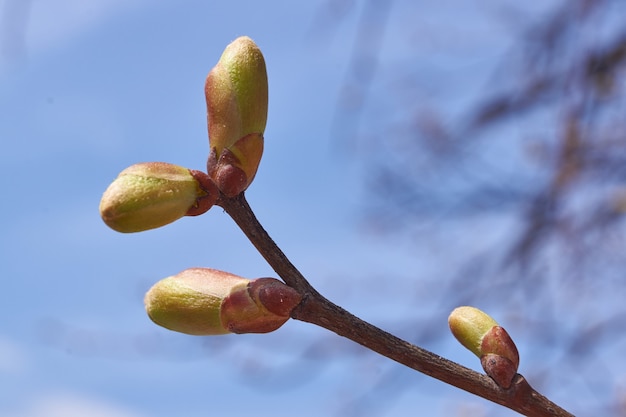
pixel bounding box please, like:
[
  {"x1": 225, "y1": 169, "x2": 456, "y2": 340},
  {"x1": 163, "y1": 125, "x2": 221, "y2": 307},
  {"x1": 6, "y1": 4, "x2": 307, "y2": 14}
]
[{"x1": 218, "y1": 193, "x2": 574, "y2": 417}]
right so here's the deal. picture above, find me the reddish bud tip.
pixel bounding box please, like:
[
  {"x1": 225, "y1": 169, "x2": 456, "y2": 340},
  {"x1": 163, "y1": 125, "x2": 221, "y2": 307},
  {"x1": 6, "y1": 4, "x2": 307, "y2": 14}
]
[
  {"x1": 481, "y1": 354, "x2": 518, "y2": 389},
  {"x1": 221, "y1": 277, "x2": 301, "y2": 334},
  {"x1": 250, "y1": 278, "x2": 302, "y2": 317}
]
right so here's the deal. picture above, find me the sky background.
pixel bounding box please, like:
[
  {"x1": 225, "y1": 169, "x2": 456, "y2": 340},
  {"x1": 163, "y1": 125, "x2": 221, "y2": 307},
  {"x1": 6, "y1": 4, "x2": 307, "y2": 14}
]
[{"x1": 0, "y1": 1, "x2": 594, "y2": 416}]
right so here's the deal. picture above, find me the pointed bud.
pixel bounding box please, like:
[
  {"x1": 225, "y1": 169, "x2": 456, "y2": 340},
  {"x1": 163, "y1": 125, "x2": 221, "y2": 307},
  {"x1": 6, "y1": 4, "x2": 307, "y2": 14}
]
[
  {"x1": 99, "y1": 162, "x2": 218, "y2": 233},
  {"x1": 144, "y1": 268, "x2": 301, "y2": 336},
  {"x1": 205, "y1": 36, "x2": 267, "y2": 197},
  {"x1": 448, "y1": 306, "x2": 519, "y2": 389}
]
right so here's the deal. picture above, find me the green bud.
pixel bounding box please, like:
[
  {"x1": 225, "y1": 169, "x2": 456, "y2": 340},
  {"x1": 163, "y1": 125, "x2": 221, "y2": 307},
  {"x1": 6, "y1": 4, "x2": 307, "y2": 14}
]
[
  {"x1": 99, "y1": 162, "x2": 218, "y2": 233},
  {"x1": 448, "y1": 306, "x2": 499, "y2": 357},
  {"x1": 145, "y1": 268, "x2": 245, "y2": 335},
  {"x1": 205, "y1": 36, "x2": 267, "y2": 197},
  {"x1": 448, "y1": 306, "x2": 519, "y2": 389},
  {"x1": 144, "y1": 268, "x2": 301, "y2": 336}
]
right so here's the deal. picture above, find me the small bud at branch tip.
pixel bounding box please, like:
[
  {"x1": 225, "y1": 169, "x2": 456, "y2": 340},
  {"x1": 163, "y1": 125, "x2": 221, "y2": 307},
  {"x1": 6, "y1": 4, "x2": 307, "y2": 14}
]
[{"x1": 448, "y1": 306, "x2": 519, "y2": 389}]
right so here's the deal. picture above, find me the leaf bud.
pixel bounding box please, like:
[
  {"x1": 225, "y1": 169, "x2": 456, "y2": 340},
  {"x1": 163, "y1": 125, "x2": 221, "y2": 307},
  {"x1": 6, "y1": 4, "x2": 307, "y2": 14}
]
[
  {"x1": 99, "y1": 162, "x2": 218, "y2": 233},
  {"x1": 448, "y1": 306, "x2": 519, "y2": 389},
  {"x1": 144, "y1": 268, "x2": 301, "y2": 335},
  {"x1": 205, "y1": 36, "x2": 267, "y2": 197}
]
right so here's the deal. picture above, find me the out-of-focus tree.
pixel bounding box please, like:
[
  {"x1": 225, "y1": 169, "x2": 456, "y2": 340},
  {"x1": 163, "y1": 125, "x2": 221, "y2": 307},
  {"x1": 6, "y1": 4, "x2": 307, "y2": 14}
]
[{"x1": 322, "y1": 0, "x2": 626, "y2": 414}]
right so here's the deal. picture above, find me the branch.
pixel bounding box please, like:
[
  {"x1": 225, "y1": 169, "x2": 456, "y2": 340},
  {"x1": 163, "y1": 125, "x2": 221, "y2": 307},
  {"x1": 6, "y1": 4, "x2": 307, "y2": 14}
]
[{"x1": 218, "y1": 193, "x2": 574, "y2": 417}]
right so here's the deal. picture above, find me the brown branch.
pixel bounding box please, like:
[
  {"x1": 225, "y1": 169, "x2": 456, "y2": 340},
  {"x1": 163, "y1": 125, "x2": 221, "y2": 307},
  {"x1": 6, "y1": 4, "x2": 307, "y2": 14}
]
[{"x1": 218, "y1": 193, "x2": 574, "y2": 417}]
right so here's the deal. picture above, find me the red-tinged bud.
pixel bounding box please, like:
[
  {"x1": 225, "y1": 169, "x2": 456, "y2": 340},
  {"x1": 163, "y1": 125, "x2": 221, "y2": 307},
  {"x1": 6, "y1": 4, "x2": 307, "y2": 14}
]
[
  {"x1": 144, "y1": 268, "x2": 301, "y2": 336},
  {"x1": 449, "y1": 306, "x2": 519, "y2": 389},
  {"x1": 480, "y1": 325, "x2": 519, "y2": 389},
  {"x1": 480, "y1": 325, "x2": 519, "y2": 370},
  {"x1": 481, "y1": 353, "x2": 518, "y2": 389},
  {"x1": 207, "y1": 133, "x2": 264, "y2": 198},
  {"x1": 221, "y1": 277, "x2": 301, "y2": 334},
  {"x1": 205, "y1": 36, "x2": 267, "y2": 197}
]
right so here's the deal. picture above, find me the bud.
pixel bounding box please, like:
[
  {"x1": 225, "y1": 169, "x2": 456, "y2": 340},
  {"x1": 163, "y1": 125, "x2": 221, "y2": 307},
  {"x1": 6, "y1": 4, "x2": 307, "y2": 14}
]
[
  {"x1": 99, "y1": 162, "x2": 218, "y2": 233},
  {"x1": 448, "y1": 306, "x2": 519, "y2": 389},
  {"x1": 144, "y1": 268, "x2": 301, "y2": 335},
  {"x1": 205, "y1": 36, "x2": 268, "y2": 197}
]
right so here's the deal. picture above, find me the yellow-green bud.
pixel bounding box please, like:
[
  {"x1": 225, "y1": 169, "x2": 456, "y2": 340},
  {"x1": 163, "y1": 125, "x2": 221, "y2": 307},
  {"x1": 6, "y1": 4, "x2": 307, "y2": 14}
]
[
  {"x1": 144, "y1": 268, "x2": 301, "y2": 336},
  {"x1": 448, "y1": 306, "x2": 519, "y2": 389},
  {"x1": 99, "y1": 162, "x2": 218, "y2": 233},
  {"x1": 448, "y1": 306, "x2": 499, "y2": 357},
  {"x1": 205, "y1": 36, "x2": 267, "y2": 197}
]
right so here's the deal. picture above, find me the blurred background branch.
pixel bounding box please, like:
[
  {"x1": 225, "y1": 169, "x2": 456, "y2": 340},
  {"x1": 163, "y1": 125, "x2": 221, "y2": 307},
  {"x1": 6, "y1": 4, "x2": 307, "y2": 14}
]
[{"x1": 313, "y1": 0, "x2": 626, "y2": 415}]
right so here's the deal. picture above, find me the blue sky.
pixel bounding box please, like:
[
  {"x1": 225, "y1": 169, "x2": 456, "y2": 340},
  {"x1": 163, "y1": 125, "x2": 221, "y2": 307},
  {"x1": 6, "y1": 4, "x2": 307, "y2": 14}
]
[{"x1": 0, "y1": 1, "x2": 589, "y2": 416}]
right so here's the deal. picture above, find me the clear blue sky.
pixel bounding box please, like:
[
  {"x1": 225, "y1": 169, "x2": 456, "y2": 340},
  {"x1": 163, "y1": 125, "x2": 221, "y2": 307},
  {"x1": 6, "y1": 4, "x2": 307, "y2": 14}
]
[{"x1": 0, "y1": 1, "x2": 582, "y2": 416}]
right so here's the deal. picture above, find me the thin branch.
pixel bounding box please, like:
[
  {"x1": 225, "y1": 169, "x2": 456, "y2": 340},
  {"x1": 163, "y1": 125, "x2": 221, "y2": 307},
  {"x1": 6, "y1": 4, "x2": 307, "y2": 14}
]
[{"x1": 218, "y1": 193, "x2": 574, "y2": 417}]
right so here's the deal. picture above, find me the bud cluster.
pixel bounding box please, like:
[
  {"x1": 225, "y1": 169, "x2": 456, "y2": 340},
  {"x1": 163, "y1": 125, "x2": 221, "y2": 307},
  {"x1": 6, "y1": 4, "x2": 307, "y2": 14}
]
[
  {"x1": 99, "y1": 36, "x2": 268, "y2": 233},
  {"x1": 98, "y1": 38, "x2": 295, "y2": 337}
]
